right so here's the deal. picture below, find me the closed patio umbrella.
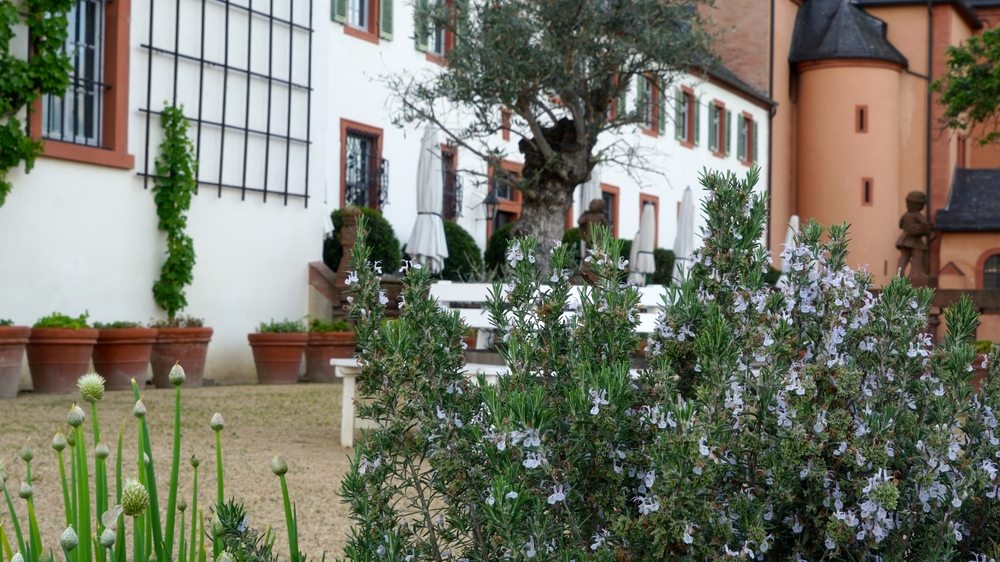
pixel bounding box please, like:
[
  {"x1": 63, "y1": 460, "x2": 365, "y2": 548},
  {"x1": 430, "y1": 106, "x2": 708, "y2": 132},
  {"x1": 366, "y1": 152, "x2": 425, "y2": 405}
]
[
  {"x1": 629, "y1": 202, "x2": 656, "y2": 285},
  {"x1": 672, "y1": 187, "x2": 695, "y2": 283},
  {"x1": 408, "y1": 124, "x2": 449, "y2": 274}
]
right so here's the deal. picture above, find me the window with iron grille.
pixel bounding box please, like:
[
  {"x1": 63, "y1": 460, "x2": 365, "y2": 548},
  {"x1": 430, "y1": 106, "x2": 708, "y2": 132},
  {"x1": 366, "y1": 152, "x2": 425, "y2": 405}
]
[
  {"x1": 442, "y1": 148, "x2": 461, "y2": 221},
  {"x1": 345, "y1": 129, "x2": 387, "y2": 209},
  {"x1": 43, "y1": 0, "x2": 106, "y2": 147}
]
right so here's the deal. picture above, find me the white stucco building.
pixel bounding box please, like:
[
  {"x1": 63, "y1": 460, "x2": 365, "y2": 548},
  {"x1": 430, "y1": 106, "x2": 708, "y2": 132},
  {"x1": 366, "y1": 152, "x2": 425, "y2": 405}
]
[{"x1": 0, "y1": 0, "x2": 772, "y2": 385}]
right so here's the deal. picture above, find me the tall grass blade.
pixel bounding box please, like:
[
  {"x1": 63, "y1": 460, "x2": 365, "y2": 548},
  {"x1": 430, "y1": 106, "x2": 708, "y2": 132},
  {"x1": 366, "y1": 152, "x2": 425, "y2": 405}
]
[
  {"x1": 56, "y1": 450, "x2": 71, "y2": 529},
  {"x1": 196, "y1": 514, "x2": 204, "y2": 562},
  {"x1": 0, "y1": 519, "x2": 11, "y2": 562},
  {"x1": 3, "y1": 486, "x2": 26, "y2": 557},
  {"x1": 164, "y1": 386, "x2": 182, "y2": 560},
  {"x1": 91, "y1": 404, "x2": 106, "y2": 562},
  {"x1": 187, "y1": 466, "x2": 197, "y2": 562},
  {"x1": 73, "y1": 426, "x2": 91, "y2": 562},
  {"x1": 130, "y1": 381, "x2": 165, "y2": 562},
  {"x1": 25, "y1": 497, "x2": 43, "y2": 562},
  {"x1": 277, "y1": 475, "x2": 298, "y2": 562}
]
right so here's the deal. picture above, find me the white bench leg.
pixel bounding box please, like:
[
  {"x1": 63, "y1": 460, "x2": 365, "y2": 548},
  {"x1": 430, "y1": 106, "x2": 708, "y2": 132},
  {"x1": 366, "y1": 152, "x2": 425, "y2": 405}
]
[{"x1": 340, "y1": 371, "x2": 357, "y2": 447}]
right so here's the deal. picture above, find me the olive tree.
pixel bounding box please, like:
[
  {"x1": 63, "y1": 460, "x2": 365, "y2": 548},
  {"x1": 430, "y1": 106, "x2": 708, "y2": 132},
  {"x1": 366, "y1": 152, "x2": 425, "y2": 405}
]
[
  {"x1": 933, "y1": 28, "x2": 1000, "y2": 145},
  {"x1": 387, "y1": 0, "x2": 715, "y2": 270}
]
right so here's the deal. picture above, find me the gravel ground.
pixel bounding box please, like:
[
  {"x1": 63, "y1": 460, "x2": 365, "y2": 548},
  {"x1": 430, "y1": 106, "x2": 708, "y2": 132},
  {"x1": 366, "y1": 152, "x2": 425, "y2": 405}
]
[{"x1": 0, "y1": 384, "x2": 355, "y2": 560}]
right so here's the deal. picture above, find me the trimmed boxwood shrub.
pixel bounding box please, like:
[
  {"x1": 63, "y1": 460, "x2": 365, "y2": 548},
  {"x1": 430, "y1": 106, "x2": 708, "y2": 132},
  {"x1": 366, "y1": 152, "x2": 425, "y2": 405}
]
[
  {"x1": 441, "y1": 221, "x2": 484, "y2": 281},
  {"x1": 484, "y1": 222, "x2": 515, "y2": 275},
  {"x1": 324, "y1": 207, "x2": 402, "y2": 274},
  {"x1": 649, "y1": 248, "x2": 676, "y2": 285}
]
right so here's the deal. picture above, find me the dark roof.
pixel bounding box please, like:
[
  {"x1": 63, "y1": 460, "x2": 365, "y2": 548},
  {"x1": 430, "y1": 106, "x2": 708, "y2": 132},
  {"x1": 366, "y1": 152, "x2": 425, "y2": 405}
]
[
  {"x1": 706, "y1": 65, "x2": 776, "y2": 108},
  {"x1": 853, "y1": 0, "x2": 982, "y2": 28},
  {"x1": 789, "y1": 0, "x2": 909, "y2": 67},
  {"x1": 936, "y1": 168, "x2": 1000, "y2": 231}
]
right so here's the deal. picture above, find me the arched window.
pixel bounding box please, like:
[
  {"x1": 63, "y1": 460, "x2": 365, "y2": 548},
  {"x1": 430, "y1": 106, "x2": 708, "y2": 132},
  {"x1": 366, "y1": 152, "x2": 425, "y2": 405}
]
[{"x1": 985, "y1": 255, "x2": 1000, "y2": 289}]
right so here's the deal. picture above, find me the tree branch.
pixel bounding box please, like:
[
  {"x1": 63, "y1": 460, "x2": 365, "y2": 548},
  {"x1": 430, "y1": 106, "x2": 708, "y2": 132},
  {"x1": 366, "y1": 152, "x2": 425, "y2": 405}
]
[{"x1": 516, "y1": 94, "x2": 554, "y2": 159}]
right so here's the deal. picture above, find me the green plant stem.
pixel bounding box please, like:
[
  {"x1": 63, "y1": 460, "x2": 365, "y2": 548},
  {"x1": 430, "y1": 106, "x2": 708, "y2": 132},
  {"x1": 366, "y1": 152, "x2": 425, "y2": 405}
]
[
  {"x1": 176, "y1": 512, "x2": 185, "y2": 562},
  {"x1": 132, "y1": 518, "x2": 142, "y2": 562},
  {"x1": 114, "y1": 522, "x2": 125, "y2": 562},
  {"x1": 62, "y1": 546, "x2": 74, "y2": 562},
  {"x1": 165, "y1": 386, "x2": 182, "y2": 560},
  {"x1": 4, "y1": 484, "x2": 26, "y2": 558},
  {"x1": 277, "y1": 475, "x2": 298, "y2": 562},
  {"x1": 214, "y1": 432, "x2": 223, "y2": 507},
  {"x1": 25, "y1": 461, "x2": 31, "y2": 488},
  {"x1": 91, "y1": 404, "x2": 106, "y2": 562},
  {"x1": 57, "y1": 450, "x2": 72, "y2": 529},
  {"x1": 115, "y1": 423, "x2": 124, "y2": 504},
  {"x1": 196, "y1": 513, "x2": 204, "y2": 562},
  {"x1": 25, "y1": 497, "x2": 42, "y2": 562},
  {"x1": 74, "y1": 426, "x2": 92, "y2": 562},
  {"x1": 69, "y1": 445, "x2": 78, "y2": 527},
  {"x1": 187, "y1": 467, "x2": 198, "y2": 562},
  {"x1": 1, "y1": 521, "x2": 12, "y2": 562},
  {"x1": 131, "y1": 381, "x2": 165, "y2": 562}
]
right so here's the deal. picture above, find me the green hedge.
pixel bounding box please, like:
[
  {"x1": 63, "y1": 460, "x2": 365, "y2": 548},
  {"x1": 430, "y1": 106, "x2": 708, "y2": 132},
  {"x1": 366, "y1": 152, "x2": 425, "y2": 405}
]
[
  {"x1": 484, "y1": 222, "x2": 516, "y2": 275},
  {"x1": 650, "y1": 248, "x2": 676, "y2": 285},
  {"x1": 324, "y1": 208, "x2": 402, "y2": 274},
  {"x1": 441, "y1": 221, "x2": 484, "y2": 281}
]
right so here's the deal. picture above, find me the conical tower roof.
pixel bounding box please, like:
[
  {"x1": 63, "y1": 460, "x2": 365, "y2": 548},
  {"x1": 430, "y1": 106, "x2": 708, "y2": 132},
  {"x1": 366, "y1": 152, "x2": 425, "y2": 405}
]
[{"x1": 789, "y1": 0, "x2": 908, "y2": 66}]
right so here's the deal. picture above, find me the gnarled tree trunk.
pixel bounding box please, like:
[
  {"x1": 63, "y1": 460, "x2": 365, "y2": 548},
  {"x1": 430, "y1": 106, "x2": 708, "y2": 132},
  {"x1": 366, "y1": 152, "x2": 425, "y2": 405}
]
[{"x1": 510, "y1": 118, "x2": 594, "y2": 272}]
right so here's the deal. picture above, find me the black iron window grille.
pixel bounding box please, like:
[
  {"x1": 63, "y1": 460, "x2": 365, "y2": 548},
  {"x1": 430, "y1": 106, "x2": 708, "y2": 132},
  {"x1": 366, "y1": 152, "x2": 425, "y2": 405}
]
[
  {"x1": 345, "y1": 129, "x2": 388, "y2": 209},
  {"x1": 43, "y1": 0, "x2": 107, "y2": 147},
  {"x1": 139, "y1": 0, "x2": 314, "y2": 205},
  {"x1": 442, "y1": 151, "x2": 461, "y2": 220}
]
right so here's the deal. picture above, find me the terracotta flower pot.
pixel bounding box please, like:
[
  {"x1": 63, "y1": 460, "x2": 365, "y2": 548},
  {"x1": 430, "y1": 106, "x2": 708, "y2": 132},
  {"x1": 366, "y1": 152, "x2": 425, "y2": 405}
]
[
  {"x1": 249, "y1": 333, "x2": 308, "y2": 385},
  {"x1": 151, "y1": 328, "x2": 214, "y2": 388},
  {"x1": 0, "y1": 326, "x2": 31, "y2": 399},
  {"x1": 93, "y1": 328, "x2": 158, "y2": 390},
  {"x1": 26, "y1": 327, "x2": 99, "y2": 393},
  {"x1": 305, "y1": 331, "x2": 356, "y2": 383}
]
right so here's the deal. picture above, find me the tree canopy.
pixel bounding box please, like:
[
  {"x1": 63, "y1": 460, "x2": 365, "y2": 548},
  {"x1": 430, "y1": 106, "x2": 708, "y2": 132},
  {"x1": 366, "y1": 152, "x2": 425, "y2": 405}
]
[
  {"x1": 388, "y1": 0, "x2": 716, "y2": 268},
  {"x1": 933, "y1": 28, "x2": 1000, "y2": 145}
]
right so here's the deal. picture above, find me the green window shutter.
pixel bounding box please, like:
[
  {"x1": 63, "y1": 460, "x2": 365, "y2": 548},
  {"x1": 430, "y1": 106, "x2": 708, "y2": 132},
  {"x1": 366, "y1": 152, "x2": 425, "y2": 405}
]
[
  {"x1": 455, "y1": 0, "x2": 469, "y2": 41},
  {"x1": 752, "y1": 118, "x2": 759, "y2": 163},
  {"x1": 657, "y1": 84, "x2": 666, "y2": 135},
  {"x1": 693, "y1": 97, "x2": 700, "y2": 146},
  {"x1": 414, "y1": 0, "x2": 429, "y2": 51},
  {"x1": 737, "y1": 114, "x2": 745, "y2": 161},
  {"x1": 333, "y1": 0, "x2": 347, "y2": 23},
  {"x1": 379, "y1": 0, "x2": 393, "y2": 39},
  {"x1": 708, "y1": 106, "x2": 716, "y2": 151},
  {"x1": 726, "y1": 109, "x2": 732, "y2": 156},
  {"x1": 616, "y1": 76, "x2": 629, "y2": 118},
  {"x1": 674, "y1": 89, "x2": 683, "y2": 140}
]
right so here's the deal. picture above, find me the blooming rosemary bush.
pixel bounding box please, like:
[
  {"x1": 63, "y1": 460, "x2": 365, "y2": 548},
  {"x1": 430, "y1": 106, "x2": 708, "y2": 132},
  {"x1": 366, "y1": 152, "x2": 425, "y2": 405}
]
[{"x1": 340, "y1": 168, "x2": 1000, "y2": 561}]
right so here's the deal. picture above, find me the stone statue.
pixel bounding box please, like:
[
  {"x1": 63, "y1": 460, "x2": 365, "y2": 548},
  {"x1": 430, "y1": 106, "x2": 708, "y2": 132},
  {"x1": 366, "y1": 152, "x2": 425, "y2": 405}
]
[
  {"x1": 897, "y1": 191, "x2": 933, "y2": 283},
  {"x1": 577, "y1": 198, "x2": 610, "y2": 284},
  {"x1": 578, "y1": 198, "x2": 610, "y2": 248}
]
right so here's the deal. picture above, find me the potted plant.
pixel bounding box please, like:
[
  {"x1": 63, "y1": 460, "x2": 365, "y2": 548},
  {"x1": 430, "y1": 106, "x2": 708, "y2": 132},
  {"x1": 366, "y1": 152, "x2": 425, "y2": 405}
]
[
  {"x1": 92, "y1": 321, "x2": 158, "y2": 390},
  {"x1": 150, "y1": 316, "x2": 213, "y2": 388},
  {"x1": 249, "y1": 319, "x2": 308, "y2": 385},
  {"x1": 0, "y1": 318, "x2": 29, "y2": 399},
  {"x1": 26, "y1": 312, "x2": 99, "y2": 393},
  {"x1": 461, "y1": 328, "x2": 478, "y2": 351},
  {"x1": 304, "y1": 318, "x2": 355, "y2": 383}
]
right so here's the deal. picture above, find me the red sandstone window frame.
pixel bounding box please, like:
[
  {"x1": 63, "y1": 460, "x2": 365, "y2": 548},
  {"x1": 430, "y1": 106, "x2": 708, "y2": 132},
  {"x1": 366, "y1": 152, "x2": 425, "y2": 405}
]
[
  {"x1": 339, "y1": 118, "x2": 384, "y2": 208},
  {"x1": 500, "y1": 109, "x2": 512, "y2": 141},
  {"x1": 29, "y1": 0, "x2": 134, "y2": 170},
  {"x1": 861, "y1": 177, "x2": 873, "y2": 206},
  {"x1": 344, "y1": 0, "x2": 381, "y2": 44},
  {"x1": 711, "y1": 100, "x2": 726, "y2": 158},
  {"x1": 425, "y1": 0, "x2": 456, "y2": 65},
  {"x1": 976, "y1": 249, "x2": 1000, "y2": 290},
  {"x1": 487, "y1": 159, "x2": 523, "y2": 238},
  {"x1": 679, "y1": 86, "x2": 695, "y2": 149},
  {"x1": 600, "y1": 183, "x2": 620, "y2": 238},
  {"x1": 856, "y1": 105, "x2": 868, "y2": 133},
  {"x1": 740, "y1": 112, "x2": 754, "y2": 166},
  {"x1": 639, "y1": 193, "x2": 659, "y2": 247}
]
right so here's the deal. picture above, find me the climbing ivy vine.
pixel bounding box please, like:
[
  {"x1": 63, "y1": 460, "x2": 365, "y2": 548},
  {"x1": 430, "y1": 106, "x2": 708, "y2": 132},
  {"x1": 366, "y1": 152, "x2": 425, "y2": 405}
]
[
  {"x1": 0, "y1": 0, "x2": 73, "y2": 207},
  {"x1": 152, "y1": 105, "x2": 198, "y2": 321}
]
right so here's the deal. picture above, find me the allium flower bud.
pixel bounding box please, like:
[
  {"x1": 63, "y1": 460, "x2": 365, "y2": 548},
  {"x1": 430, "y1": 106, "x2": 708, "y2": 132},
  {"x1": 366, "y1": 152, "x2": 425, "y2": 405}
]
[
  {"x1": 121, "y1": 476, "x2": 149, "y2": 517},
  {"x1": 210, "y1": 413, "x2": 225, "y2": 432},
  {"x1": 0, "y1": 459, "x2": 7, "y2": 484},
  {"x1": 149, "y1": 552, "x2": 158, "y2": 562},
  {"x1": 66, "y1": 431, "x2": 76, "y2": 447},
  {"x1": 52, "y1": 431, "x2": 67, "y2": 452},
  {"x1": 178, "y1": 498, "x2": 188, "y2": 512},
  {"x1": 270, "y1": 454, "x2": 288, "y2": 476},
  {"x1": 144, "y1": 453, "x2": 150, "y2": 466},
  {"x1": 20, "y1": 445, "x2": 33, "y2": 463},
  {"x1": 168, "y1": 363, "x2": 186, "y2": 386},
  {"x1": 77, "y1": 373, "x2": 106, "y2": 403},
  {"x1": 12, "y1": 551, "x2": 24, "y2": 562},
  {"x1": 60, "y1": 526, "x2": 79, "y2": 551},
  {"x1": 132, "y1": 399, "x2": 147, "y2": 419},
  {"x1": 211, "y1": 515, "x2": 223, "y2": 538},
  {"x1": 218, "y1": 552, "x2": 234, "y2": 562},
  {"x1": 19, "y1": 482, "x2": 32, "y2": 499},
  {"x1": 95, "y1": 443, "x2": 110, "y2": 459},
  {"x1": 190, "y1": 455, "x2": 201, "y2": 468},
  {"x1": 100, "y1": 528, "x2": 116, "y2": 548},
  {"x1": 67, "y1": 405, "x2": 85, "y2": 427},
  {"x1": 39, "y1": 551, "x2": 54, "y2": 562}
]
